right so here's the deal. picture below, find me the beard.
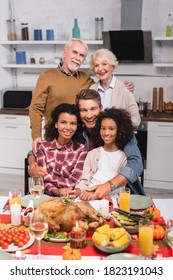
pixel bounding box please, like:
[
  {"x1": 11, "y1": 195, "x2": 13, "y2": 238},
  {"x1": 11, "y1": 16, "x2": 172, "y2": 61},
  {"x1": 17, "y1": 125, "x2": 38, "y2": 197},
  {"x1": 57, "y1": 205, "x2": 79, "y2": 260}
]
[{"x1": 68, "y1": 63, "x2": 80, "y2": 73}]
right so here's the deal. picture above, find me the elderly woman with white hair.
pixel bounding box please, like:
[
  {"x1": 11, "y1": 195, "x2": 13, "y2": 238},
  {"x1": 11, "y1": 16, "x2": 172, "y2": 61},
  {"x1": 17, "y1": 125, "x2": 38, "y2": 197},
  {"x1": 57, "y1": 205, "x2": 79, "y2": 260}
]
[{"x1": 89, "y1": 48, "x2": 141, "y2": 128}]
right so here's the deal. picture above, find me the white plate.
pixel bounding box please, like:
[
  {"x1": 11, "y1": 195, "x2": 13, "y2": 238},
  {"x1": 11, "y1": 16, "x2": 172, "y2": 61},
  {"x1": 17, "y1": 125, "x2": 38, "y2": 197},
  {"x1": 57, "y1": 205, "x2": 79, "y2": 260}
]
[
  {"x1": 105, "y1": 253, "x2": 143, "y2": 260},
  {"x1": 118, "y1": 195, "x2": 153, "y2": 210},
  {"x1": 44, "y1": 237, "x2": 70, "y2": 243},
  {"x1": 0, "y1": 250, "x2": 14, "y2": 260},
  {"x1": 130, "y1": 195, "x2": 153, "y2": 210},
  {"x1": 94, "y1": 234, "x2": 131, "y2": 253},
  {"x1": 1, "y1": 233, "x2": 35, "y2": 252},
  {"x1": 21, "y1": 194, "x2": 50, "y2": 208}
]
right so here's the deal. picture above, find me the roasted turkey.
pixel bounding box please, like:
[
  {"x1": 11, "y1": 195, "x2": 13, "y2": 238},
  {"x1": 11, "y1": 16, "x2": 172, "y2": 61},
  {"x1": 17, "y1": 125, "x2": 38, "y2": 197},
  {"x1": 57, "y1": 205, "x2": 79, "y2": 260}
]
[{"x1": 35, "y1": 197, "x2": 110, "y2": 232}]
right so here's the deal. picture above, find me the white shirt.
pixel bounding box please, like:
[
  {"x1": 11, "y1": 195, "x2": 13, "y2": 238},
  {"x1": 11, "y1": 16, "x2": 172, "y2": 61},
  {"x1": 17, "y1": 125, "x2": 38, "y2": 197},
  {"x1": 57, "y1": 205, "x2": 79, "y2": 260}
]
[
  {"x1": 89, "y1": 147, "x2": 125, "y2": 187},
  {"x1": 97, "y1": 75, "x2": 116, "y2": 110}
]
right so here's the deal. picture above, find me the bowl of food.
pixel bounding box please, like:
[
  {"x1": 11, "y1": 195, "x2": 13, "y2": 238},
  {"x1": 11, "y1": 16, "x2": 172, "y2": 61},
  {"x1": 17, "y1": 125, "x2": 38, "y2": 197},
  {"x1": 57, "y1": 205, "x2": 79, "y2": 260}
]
[{"x1": 92, "y1": 224, "x2": 131, "y2": 253}]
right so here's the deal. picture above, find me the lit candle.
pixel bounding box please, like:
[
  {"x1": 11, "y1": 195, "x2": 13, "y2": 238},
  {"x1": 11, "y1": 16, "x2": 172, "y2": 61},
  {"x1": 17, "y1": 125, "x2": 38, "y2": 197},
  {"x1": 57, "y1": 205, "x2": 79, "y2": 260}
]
[
  {"x1": 100, "y1": 199, "x2": 109, "y2": 216},
  {"x1": 70, "y1": 221, "x2": 86, "y2": 249},
  {"x1": 71, "y1": 221, "x2": 83, "y2": 233},
  {"x1": 11, "y1": 203, "x2": 21, "y2": 226}
]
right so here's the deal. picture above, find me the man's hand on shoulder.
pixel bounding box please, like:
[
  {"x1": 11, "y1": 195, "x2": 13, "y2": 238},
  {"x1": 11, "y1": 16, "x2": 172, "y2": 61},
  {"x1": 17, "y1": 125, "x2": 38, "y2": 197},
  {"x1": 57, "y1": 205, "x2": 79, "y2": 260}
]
[
  {"x1": 32, "y1": 137, "x2": 42, "y2": 154},
  {"x1": 29, "y1": 162, "x2": 47, "y2": 177},
  {"x1": 124, "y1": 81, "x2": 134, "y2": 93}
]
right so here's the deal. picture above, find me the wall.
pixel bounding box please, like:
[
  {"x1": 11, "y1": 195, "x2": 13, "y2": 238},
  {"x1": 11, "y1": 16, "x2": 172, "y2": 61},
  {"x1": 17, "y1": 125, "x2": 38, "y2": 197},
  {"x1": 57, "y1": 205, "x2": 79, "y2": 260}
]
[{"x1": 0, "y1": 0, "x2": 173, "y2": 106}]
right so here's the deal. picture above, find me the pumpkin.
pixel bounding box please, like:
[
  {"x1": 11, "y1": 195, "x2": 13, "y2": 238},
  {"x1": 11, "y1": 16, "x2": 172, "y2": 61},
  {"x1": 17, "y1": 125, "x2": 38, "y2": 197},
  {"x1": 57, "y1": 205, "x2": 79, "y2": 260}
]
[
  {"x1": 144, "y1": 207, "x2": 161, "y2": 222},
  {"x1": 153, "y1": 225, "x2": 165, "y2": 240},
  {"x1": 62, "y1": 249, "x2": 81, "y2": 260}
]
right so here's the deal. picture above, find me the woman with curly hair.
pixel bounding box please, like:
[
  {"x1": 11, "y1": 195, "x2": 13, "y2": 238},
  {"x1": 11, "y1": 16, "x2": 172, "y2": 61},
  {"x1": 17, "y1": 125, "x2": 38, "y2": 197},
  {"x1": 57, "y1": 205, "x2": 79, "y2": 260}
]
[
  {"x1": 35, "y1": 103, "x2": 88, "y2": 197},
  {"x1": 75, "y1": 107, "x2": 135, "y2": 198}
]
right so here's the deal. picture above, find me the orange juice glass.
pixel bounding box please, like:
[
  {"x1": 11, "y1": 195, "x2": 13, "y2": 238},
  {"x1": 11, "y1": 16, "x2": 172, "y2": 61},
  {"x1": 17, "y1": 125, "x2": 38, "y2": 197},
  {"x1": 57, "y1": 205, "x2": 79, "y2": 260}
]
[
  {"x1": 9, "y1": 189, "x2": 21, "y2": 206},
  {"x1": 139, "y1": 219, "x2": 153, "y2": 258},
  {"x1": 119, "y1": 188, "x2": 130, "y2": 212}
]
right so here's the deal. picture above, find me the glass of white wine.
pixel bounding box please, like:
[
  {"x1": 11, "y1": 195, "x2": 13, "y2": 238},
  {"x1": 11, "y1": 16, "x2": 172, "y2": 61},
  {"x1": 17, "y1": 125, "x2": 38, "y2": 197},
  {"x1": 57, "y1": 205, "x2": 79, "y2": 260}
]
[
  {"x1": 166, "y1": 219, "x2": 173, "y2": 256},
  {"x1": 29, "y1": 210, "x2": 48, "y2": 259},
  {"x1": 29, "y1": 176, "x2": 44, "y2": 200}
]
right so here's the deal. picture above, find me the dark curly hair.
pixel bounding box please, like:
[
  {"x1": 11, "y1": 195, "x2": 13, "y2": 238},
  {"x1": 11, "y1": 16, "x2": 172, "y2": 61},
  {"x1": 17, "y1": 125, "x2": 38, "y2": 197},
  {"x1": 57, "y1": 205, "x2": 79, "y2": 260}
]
[
  {"x1": 45, "y1": 103, "x2": 84, "y2": 149},
  {"x1": 93, "y1": 107, "x2": 135, "y2": 150}
]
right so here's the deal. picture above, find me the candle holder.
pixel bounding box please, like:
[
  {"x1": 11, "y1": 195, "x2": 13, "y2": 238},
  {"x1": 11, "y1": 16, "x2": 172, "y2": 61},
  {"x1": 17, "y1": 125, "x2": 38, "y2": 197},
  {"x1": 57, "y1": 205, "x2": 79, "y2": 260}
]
[{"x1": 70, "y1": 229, "x2": 86, "y2": 249}]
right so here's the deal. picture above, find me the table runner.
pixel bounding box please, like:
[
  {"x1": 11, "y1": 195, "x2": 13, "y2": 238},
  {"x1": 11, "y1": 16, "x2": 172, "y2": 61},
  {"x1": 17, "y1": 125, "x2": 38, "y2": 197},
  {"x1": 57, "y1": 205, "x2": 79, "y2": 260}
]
[{"x1": 0, "y1": 214, "x2": 172, "y2": 259}]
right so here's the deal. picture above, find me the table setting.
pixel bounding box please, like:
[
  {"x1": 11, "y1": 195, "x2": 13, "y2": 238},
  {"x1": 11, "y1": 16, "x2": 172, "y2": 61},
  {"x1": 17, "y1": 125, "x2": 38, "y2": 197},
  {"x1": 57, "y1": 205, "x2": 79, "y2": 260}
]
[{"x1": 0, "y1": 186, "x2": 173, "y2": 260}]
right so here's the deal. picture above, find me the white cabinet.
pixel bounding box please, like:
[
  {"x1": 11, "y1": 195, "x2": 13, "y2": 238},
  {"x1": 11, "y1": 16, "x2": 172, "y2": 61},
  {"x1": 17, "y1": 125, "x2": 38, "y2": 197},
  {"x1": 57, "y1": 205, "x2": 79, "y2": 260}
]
[
  {"x1": 145, "y1": 121, "x2": 173, "y2": 189},
  {"x1": 153, "y1": 37, "x2": 173, "y2": 67},
  {"x1": 0, "y1": 114, "x2": 32, "y2": 174}
]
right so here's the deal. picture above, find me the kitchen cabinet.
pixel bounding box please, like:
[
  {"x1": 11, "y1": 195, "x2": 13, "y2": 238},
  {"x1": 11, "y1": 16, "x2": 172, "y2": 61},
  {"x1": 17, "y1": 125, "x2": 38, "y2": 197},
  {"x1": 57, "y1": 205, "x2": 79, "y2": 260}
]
[
  {"x1": 153, "y1": 37, "x2": 173, "y2": 67},
  {"x1": 0, "y1": 114, "x2": 32, "y2": 174},
  {"x1": 145, "y1": 121, "x2": 173, "y2": 189},
  {"x1": 0, "y1": 40, "x2": 103, "y2": 70}
]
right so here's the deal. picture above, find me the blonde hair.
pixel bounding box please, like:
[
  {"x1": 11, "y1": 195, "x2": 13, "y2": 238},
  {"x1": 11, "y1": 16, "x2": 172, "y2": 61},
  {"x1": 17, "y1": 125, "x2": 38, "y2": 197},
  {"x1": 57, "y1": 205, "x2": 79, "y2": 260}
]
[
  {"x1": 65, "y1": 38, "x2": 89, "y2": 54},
  {"x1": 90, "y1": 48, "x2": 119, "y2": 72}
]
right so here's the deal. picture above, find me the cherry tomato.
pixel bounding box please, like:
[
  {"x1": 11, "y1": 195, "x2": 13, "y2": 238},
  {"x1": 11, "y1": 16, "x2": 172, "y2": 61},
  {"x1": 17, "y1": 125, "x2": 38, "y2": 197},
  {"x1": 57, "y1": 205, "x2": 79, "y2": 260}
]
[
  {"x1": 17, "y1": 241, "x2": 24, "y2": 248},
  {"x1": 2, "y1": 242, "x2": 9, "y2": 249}
]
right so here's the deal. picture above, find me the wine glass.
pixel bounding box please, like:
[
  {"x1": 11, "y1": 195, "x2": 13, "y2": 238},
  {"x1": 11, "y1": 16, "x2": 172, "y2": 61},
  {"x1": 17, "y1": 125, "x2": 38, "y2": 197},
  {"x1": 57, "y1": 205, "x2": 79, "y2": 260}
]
[
  {"x1": 29, "y1": 176, "x2": 44, "y2": 200},
  {"x1": 166, "y1": 219, "x2": 173, "y2": 256},
  {"x1": 29, "y1": 210, "x2": 48, "y2": 259}
]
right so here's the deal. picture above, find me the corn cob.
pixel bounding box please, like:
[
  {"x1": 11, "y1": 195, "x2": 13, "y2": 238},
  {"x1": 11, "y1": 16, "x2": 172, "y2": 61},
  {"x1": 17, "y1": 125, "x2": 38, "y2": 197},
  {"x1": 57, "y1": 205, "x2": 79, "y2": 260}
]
[
  {"x1": 92, "y1": 232, "x2": 109, "y2": 246},
  {"x1": 111, "y1": 233, "x2": 129, "y2": 247},
  {"x1": 109, "y1": 227, "x2": 126, "y2": 241},
  {"x1": 96, "y1": 224, "x2": 110, "y2": 234}
]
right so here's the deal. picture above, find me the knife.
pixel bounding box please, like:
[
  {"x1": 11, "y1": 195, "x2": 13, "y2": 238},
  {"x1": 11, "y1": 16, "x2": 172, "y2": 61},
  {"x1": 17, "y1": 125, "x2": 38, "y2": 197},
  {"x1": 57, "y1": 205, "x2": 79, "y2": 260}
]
[
  {"x1": 113, "y1": 208, "x2": 144, "y2": 222},
  {"x1": 2, "y1": 199, "x2": 10, "y2": 212}
]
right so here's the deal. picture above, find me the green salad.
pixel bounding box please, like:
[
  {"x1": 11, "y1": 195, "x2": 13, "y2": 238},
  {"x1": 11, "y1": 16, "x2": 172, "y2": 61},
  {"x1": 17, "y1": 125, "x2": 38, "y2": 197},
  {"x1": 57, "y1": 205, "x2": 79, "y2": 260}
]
[{"x1": 44, "y1": 231, "x2": 70, "y2": 241}]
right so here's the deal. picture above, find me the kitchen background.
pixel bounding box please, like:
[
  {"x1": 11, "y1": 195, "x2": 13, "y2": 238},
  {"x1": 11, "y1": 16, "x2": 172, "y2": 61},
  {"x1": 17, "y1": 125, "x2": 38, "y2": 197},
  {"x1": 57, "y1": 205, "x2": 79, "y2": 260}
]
[
  {"x1": 0, "y1": 0, "x2": 173, "y2": 192},
  {"x1": 0, "y1": 0, "x2": 173, "y2": 102}
]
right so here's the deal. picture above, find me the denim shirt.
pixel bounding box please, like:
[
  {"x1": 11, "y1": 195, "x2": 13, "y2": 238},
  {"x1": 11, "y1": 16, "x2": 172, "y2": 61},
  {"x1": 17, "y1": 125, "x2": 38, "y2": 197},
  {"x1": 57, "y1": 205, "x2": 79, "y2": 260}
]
[{"x1": 83, "y1": 131, "x2": 143, "y2": 184}]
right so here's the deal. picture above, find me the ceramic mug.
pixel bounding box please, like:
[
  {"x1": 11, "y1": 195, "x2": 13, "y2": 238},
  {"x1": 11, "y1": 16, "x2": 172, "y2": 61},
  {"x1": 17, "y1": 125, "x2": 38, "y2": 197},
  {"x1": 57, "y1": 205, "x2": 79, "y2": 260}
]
[
  {"x1": 46, "y1": 29, "x2": 54, "y2": 40},
  {"x1": 16, "y1": 51, "x2": 26, "y2": 64},
  {"x1": 34, "y1": 29, "x2": 42, "y2": 40}
]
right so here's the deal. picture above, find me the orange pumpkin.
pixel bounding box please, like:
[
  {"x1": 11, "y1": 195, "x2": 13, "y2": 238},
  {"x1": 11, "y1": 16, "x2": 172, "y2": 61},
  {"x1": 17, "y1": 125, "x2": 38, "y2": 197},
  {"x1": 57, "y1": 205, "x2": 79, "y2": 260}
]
[
  {"x1": 62, "y1": 249, "x2": 81, "y2": 260},
  {"x1": 145, "y1": 207, "x2": 161, "y2": 222},
  {"x1": 153, "y1": 225, "x2": 165, "y2": 240}
]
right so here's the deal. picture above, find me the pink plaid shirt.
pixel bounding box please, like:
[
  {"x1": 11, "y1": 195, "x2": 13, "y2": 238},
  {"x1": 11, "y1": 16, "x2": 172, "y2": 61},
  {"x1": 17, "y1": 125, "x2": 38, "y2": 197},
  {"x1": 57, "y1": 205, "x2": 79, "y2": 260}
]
[{"x1": 36, "y1": 139, "x2": 88, "y2": 195}]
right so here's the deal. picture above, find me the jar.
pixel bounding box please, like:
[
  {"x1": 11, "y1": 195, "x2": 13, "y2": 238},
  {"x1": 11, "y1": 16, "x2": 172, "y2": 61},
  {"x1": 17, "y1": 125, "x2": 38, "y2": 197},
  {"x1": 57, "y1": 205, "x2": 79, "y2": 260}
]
[
  {"x1": 7, "y1": 18, "x2": 17, "y2": 40},
  {"x1": 54, "y1": 56, "x2": 60, "y2": 64},
  {"x1": 21, "y1": 23, "x2": 29, "y2": 40},
  {"x1": 95, "y1": 17, "x2": 104, "y2": 40},
  {"x1": 39, "y1": 57, "x2": 45, "y2": 64},
  {"x1": 30, "y1": 54, "x2": 36, "y2": 64}
]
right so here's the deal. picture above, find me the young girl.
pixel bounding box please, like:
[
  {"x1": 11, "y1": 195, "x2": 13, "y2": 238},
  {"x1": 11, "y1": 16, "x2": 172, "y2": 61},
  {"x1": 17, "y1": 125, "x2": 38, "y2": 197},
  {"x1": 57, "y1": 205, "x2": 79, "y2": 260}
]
[
  {"x1": 35, "y1": 103, "x2": 88, "y2": 197},
  {"x1": 75, "y1": 107, "x2": 135, "y2": 199}
]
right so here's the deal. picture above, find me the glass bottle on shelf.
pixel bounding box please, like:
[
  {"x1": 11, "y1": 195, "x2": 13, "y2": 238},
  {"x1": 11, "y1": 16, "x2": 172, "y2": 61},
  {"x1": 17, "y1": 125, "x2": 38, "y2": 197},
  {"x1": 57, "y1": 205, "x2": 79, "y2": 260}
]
[
  {"x1": 21, "y1": 23, "x2": 29, "y2": 40},
  {"x1": 95, "y1": 17, "x2": 104, "y2": 40},
  {"x1": 166, "y1": 14, "x2": 173, "y2": 37},
  {"x1": 72, "y1": 19, "x2": 80, "y2": 38},
  {"x1": 6, "y1": 18, "x2": 17, "y2": 40}
]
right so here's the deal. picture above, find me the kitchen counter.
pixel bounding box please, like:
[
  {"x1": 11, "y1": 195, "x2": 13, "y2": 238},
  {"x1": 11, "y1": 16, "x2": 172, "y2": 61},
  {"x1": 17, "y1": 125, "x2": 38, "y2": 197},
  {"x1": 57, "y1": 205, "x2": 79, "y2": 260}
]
[
  {"x1": 0, "y1": 109, "x2": 173, "y2": 122},
  {"x1": 142, "y1": 111, "x2": 173, "y2": 122},
  {"x1": 0, "y1": 108, "x2": 29, "y2": 115}
]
